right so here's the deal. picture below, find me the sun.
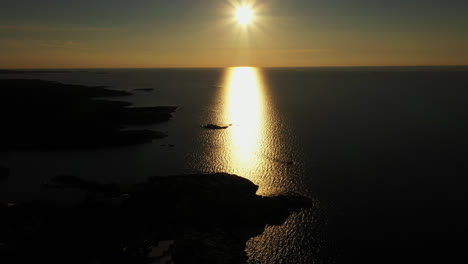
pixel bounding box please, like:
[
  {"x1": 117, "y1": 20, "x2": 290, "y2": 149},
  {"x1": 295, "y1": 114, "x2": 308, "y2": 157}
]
[{"x1": 236, "y1": 6, "x2": 253, "y2": 25}]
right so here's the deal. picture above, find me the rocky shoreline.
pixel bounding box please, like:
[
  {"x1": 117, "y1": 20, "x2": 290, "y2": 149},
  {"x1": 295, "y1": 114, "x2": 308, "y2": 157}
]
[
  {"x1": 1, "y1": 173, "x2": 313, "y2": 264},
  {"x1": 0, "y1": 79, "x2": 177, "y2": 150},
  {"x1": 0, "y1": 78, "x2": 315, "y2": 263}
]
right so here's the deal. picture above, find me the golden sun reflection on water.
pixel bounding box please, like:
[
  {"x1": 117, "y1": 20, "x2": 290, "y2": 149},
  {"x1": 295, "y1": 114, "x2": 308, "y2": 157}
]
[
  {"x1": 198, "y1": 66, "x2": 296, "y2": 196},
  {"x1": 195, "y1": 68, "x2": 318, "y2": 263},
  {"x1": 225, "y1": 67, "x2": 264, "y2": 172}
]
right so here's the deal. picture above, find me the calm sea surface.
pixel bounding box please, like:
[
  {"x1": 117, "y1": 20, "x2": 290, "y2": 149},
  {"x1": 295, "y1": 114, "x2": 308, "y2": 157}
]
[{"x1": 1, "y1": 67, "x2": 468, "y2": 263}]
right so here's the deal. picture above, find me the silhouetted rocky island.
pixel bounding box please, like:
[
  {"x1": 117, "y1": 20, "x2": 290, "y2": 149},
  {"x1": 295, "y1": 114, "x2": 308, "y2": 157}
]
[
  {"x1": 202, "y1": 124, "x2": 232, "y2": 129},
  {"x1": 0, "y1": 79, "x2": 177, "y2": 150},
  {"x1": 1, "y1": 173, "x2": 312, "y2": 264}
]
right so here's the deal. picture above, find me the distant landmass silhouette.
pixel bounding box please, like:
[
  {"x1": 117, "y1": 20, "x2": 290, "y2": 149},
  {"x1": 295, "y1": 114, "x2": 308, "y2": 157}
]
[{"x1": 0, "y1": 79, "x2": 177, "y2": 150}]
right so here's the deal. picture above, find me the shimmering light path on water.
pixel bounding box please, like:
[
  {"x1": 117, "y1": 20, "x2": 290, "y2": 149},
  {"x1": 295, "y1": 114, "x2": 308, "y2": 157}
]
[
  {"x1": 224, "y1": 67, "x2": 265, "y2": 184},
  {"x1": 193, "y1": 67, "x2": 306, "y2": 196},
  {"x1": 218, "y1": 67, "x2": 322, "y2": 263}
]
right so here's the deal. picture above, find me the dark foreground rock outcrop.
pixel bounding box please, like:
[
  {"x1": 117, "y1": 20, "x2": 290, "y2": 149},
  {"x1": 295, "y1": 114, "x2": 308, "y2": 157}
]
[
  {"x1": 0, "y1": 79, "x2": 177, "y2": 150},
  {"x1": 0, "y1": 173, "x2": 313, "y2": 264},
  {"x1": 0, "y1": 166, "x2": 8, "y2": 180}
]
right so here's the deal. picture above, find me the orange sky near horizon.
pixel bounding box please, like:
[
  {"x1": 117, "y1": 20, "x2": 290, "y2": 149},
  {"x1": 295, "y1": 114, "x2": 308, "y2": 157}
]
[{"x1": 1, "y1": 0, "x2": 467, "y2": 68}]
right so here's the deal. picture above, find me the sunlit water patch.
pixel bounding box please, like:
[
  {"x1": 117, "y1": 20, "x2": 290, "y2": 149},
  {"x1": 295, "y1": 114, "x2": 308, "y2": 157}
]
[
  {"x1": 190, "y1": 67, "x2": 306, "y2": 196},
  {"x1": 185, "y1": 67, "x2": 324, "y2": 263},
  {"x1": 2, "y1": 68, "x2": 468, "y2": 263}
]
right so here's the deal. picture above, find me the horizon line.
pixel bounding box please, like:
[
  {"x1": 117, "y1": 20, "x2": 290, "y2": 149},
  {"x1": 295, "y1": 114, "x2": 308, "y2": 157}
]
[{"x1": 2, "y1": 65, "x2": 468, "y2": 70}]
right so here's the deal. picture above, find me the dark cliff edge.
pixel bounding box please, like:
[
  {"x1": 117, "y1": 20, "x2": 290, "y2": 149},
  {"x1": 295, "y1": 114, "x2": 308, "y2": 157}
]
[
  {"x1": 0, "y1": 173, "x2": 313, "y2": 264},
  {"x1": 0, "y1": 79, "x2": 177, "y2": 150}
]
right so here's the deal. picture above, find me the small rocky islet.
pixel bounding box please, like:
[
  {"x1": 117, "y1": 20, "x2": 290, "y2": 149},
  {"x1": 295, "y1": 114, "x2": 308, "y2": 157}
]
[{"x1": 202, "y1": 124, "x2": 232, "y2": 129}]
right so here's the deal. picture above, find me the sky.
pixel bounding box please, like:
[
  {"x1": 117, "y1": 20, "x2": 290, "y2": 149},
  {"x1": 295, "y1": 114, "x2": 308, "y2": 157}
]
[{"x1": 0, "y1": 0, "x2": 467, "y2": 68}]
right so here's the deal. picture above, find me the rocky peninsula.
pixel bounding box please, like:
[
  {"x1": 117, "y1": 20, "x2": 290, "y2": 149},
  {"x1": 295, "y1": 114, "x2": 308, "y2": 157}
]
[
  {"x1": 0, "y1": 79, "x2": 177, "y2": 150},
  {"x1": 1, "y1": 173, "x2": 312, "y2": 264}
]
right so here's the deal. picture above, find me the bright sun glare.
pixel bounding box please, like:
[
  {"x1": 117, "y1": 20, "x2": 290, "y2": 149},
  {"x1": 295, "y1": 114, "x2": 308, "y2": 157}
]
[{"x1": 236, "y1": 6, "x2": 253, "y2": 25}]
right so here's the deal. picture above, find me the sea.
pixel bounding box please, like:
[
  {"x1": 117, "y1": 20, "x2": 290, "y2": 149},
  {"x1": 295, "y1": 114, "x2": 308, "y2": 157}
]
[{"x1": 1, "y1": 66, "x2": 467, "y2": 263}]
